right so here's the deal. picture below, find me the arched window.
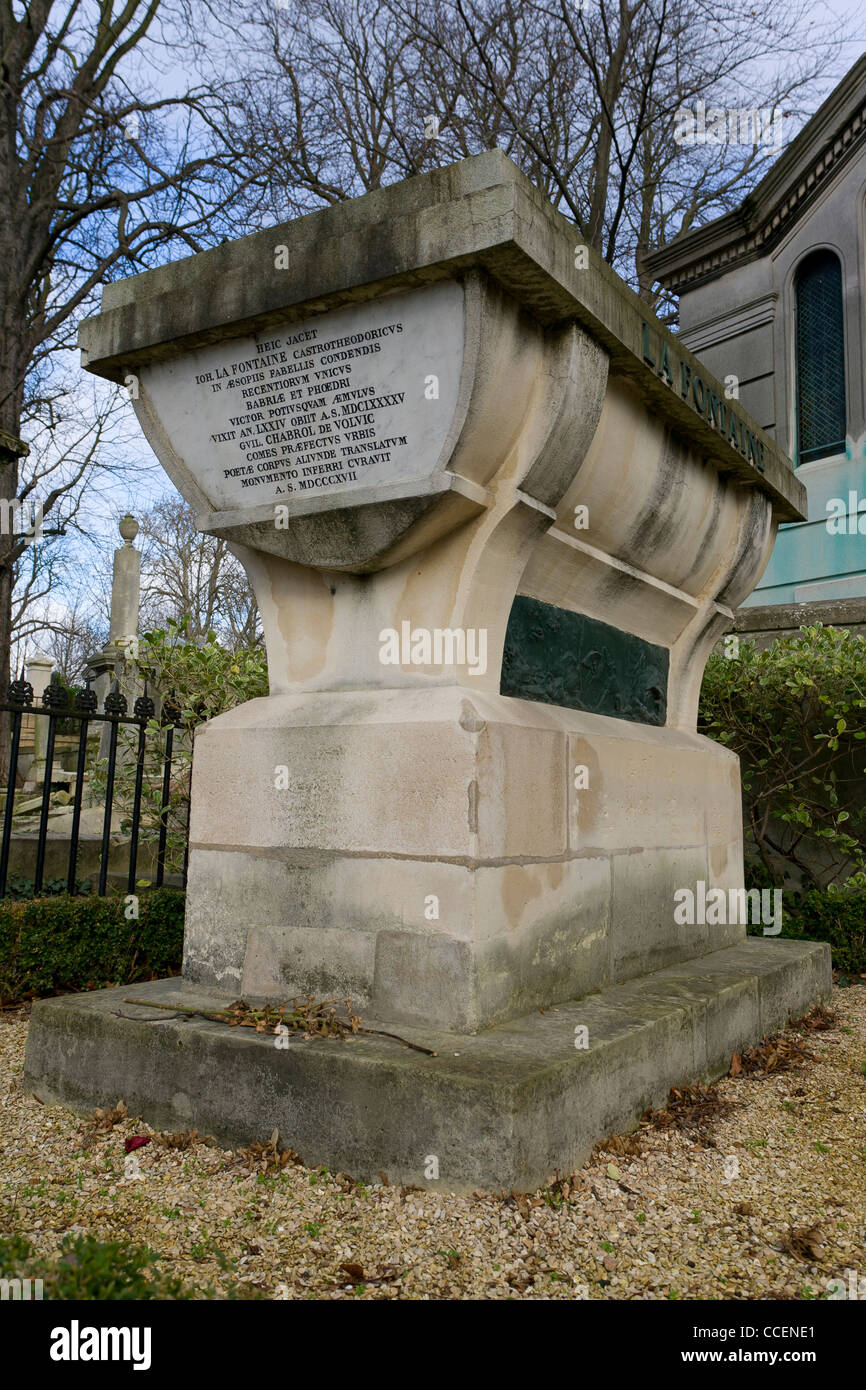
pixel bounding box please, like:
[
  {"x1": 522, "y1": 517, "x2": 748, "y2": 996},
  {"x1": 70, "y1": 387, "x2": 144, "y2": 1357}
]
[{"x1": 795, "y1": 250, "x2": 846, "y2": 464}]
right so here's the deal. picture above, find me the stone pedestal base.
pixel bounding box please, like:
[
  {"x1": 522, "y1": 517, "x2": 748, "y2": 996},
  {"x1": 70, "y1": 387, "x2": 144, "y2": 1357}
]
[
  {"x1": 23, "y1": 939, "x2": 831, "y2": 1193},
  {"x1": 184, "y1": 688, "x2": 745, "y2": 1033}
]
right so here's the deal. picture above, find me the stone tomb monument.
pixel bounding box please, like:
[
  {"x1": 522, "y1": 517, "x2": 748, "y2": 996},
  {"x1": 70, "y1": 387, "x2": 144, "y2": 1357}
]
[{"x1": 25, "y1": 152, "x2": 830, "y2": 1190}]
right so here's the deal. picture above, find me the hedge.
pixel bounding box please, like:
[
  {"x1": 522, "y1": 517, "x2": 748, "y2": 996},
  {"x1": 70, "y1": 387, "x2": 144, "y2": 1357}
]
[
  {"x1": 699, "y1": 624, "x2": 866, "y2": 891},
  {"x1": 0, "y1": 1232, "x2": 258, "y2": 1299},
  {"x1": 0, "y1": 1234, "x2": 193, "y2": 1300},
  {"x1": 0, "y1": 889, "x2": 185, "y2": 1006},
  {"x1": 747, "y1": 888, "x2": 866, "y2": 976}
]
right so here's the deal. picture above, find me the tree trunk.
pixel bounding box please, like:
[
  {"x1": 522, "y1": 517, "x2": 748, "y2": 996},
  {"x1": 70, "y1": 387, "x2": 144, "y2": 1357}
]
[{"x1": 0, "y1": 384, "x2": 29, "y2": 783}]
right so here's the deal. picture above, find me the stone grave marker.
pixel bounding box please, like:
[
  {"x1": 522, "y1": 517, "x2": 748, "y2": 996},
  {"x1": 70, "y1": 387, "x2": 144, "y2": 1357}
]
[{"x1": 24, "y1": 152, "x2": 830, "y2": 1191}]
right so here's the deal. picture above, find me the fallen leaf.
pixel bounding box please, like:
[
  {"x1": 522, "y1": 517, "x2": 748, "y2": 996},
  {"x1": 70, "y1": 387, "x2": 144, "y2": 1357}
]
[
  {"x1": 597, "y1": 1133, "x2": 643, "y2": 1158},
  {"x1": 124, "y1": 1135, "x2": 151, "y2": 1153},
  {"x1": 791, "y1": 1005, "x2": 837, "y2": 1032},
  {"x1": 154, "y1": 1129, "x2": 199, "y2": 1150},
  {"x1": 781, "y1": 1223, "x2": 825, "y2": 1262},
  {"x1": 82, "y1": 1100, "x2": 128, "y2": 1134}
]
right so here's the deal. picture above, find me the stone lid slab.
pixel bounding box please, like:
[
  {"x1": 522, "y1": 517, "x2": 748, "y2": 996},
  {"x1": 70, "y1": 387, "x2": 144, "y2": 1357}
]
[{"x1": 79, "y1": 149, "x2": 805, "y2": 523}]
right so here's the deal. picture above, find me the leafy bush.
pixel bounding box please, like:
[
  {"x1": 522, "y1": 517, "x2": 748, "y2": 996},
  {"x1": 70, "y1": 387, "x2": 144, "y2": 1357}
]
[
  {"x1": 0, "y1": 1232, "x2": 260, "y2": 1300},
  {"x1": 5, "y1": 874, "x2": 91, "y2": 900},
  {"x1": 0, "y1": 889, "x2": 184, "y2": 1005},
  {"x1": 0, "y1": 1233, "x2": 192, "y2": 1299},
  {"x1": 745, "y1": 887, "x2": 866, "y2": 975},
  {"x1": 133, "y1": 615, "x2": 268, "y2": 730},
  {"x1": 94, "y1": 617, "x2": 268, "y2": 875},
  {"x1": 700, "y1": 625, "x2": 866, "y2": 890}
]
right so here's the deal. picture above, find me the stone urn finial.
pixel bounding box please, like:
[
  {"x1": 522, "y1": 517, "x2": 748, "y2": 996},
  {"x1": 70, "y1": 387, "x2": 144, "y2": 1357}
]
[{"x1": 119, "y1": 512, "x2": 139, "y2": 545}]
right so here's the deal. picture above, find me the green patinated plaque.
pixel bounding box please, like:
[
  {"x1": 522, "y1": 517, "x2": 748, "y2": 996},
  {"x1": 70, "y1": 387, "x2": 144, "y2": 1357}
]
[{"x1": 501, "y1": 596, "x2": 668, "y2": 725}]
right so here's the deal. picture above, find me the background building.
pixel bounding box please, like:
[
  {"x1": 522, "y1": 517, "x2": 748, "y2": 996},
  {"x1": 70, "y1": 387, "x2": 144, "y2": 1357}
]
[{"x1": 646, "y1": 57, "x2": 866, "y2": 644}]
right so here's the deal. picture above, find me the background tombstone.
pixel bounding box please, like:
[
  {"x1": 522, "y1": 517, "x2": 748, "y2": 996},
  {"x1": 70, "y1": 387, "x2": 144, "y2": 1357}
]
[
  {"x1": 87, "y1": 513, "x2": 144, "y2": 758},
  {"x1": 22, "y1": 651, "x2": 54, "y2": 789}
]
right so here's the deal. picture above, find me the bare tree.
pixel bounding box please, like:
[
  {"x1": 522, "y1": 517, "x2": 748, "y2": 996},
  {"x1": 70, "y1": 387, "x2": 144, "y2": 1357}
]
[
  {"x1": 0, "y1": 0, "x2": 253, "y2": 766},
  {"x1": 16, "y1": 585, "x2": 105, "y2": 682},
  {"x1": 223, "y1": 0, "x2": 844, "y2": 312},
  {"x1": 2, "y1": 0, "x2": 850, "y2": 734},
  {"x1": 6, "y1": 372, "x2": 138, "y2": 669},
  {"x1": 138, "y1": 496, "x2": 261, "y2": 649}
]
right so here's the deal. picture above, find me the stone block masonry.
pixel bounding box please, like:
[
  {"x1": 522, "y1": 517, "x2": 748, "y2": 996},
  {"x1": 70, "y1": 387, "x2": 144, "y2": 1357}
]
[{"x1": 25, "y1": 151, "x2": 827, "y2": 1188}]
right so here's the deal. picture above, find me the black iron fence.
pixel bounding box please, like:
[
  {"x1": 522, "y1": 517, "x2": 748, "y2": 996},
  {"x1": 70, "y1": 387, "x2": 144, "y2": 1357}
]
[{"x1": 0, "y1": 673, "x2": 188, "y2": 899}]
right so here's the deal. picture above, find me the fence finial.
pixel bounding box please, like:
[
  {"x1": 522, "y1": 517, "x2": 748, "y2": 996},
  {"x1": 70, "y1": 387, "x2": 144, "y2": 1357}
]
[
  {"x1": 7, "y1": 673, "x2": 34, "y2": 705},
  {"x1": 104, "y1": 679, "x2": 128, "y2": 717}
]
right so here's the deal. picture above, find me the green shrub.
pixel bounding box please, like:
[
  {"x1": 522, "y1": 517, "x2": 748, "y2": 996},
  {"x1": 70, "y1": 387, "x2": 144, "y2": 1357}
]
[
  {"x1": 5, "y1": 874, "x2": 91, "y2": 900},
  {"x1": 0, "y1": 1233, "x2": 192, "y2": 1299},
  {"x1": 700, "y1": 624, "x2": 866, "y2": 890},
  {"x1": 0, "y1": 1232, "x2": 261, "y2": 1300},
  {"x1": 0, "y1": 889, "x2": 184, "y2": 1005},
  {"x1": 93, "y1": 616, "x2": 268, "y2": 876},
  {"x1": 746, "y1": 888, "x2": 866, "y2": 975},
  {"x1": 131, "y1": 615, "x2": 268, "y2": 727}
]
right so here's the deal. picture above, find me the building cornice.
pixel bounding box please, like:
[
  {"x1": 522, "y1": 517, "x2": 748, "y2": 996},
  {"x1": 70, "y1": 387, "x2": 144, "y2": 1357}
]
[
  {"x1": 681, "y1": 293, "x2": 778, "y2": 354},
  {"x1": 645, "y1": 56, "x2": 866, "y2": 294}
]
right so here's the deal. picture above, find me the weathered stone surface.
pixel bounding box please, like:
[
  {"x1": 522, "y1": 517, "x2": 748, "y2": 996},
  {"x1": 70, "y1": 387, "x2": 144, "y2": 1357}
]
[
  {"x1": 182, "y1": 688, "x2": 752, "y2": 1030},
  {"x1": 733, "y1": 597, "x2": 866, "y2": 647},
  {"x1": 79, "y1": 152, "x2": 804, "y2": 523},
  {"x1": 133, "y1": 281, "x2": 465, "y2": 520},
  {"x1": 23, "y1": 939, "x2": 831, "y2": 1193},
  {"x1": 70, "y1": 151, "x2": 814, "y2": 1045},
  {"x1": 611, "y1": 847, "x2": 719, "y2": 982}
]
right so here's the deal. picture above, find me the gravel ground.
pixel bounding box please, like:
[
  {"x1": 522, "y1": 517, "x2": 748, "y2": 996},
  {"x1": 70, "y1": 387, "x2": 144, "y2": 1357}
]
[{"x1": 1, "y1": 985, "x2": 864, "y2": 1300}]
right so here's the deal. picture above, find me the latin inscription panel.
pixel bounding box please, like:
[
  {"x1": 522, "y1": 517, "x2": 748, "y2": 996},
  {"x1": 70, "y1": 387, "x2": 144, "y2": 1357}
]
[{"x1": 138, "y1": 280, "x2": 465, "y2": 513}]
